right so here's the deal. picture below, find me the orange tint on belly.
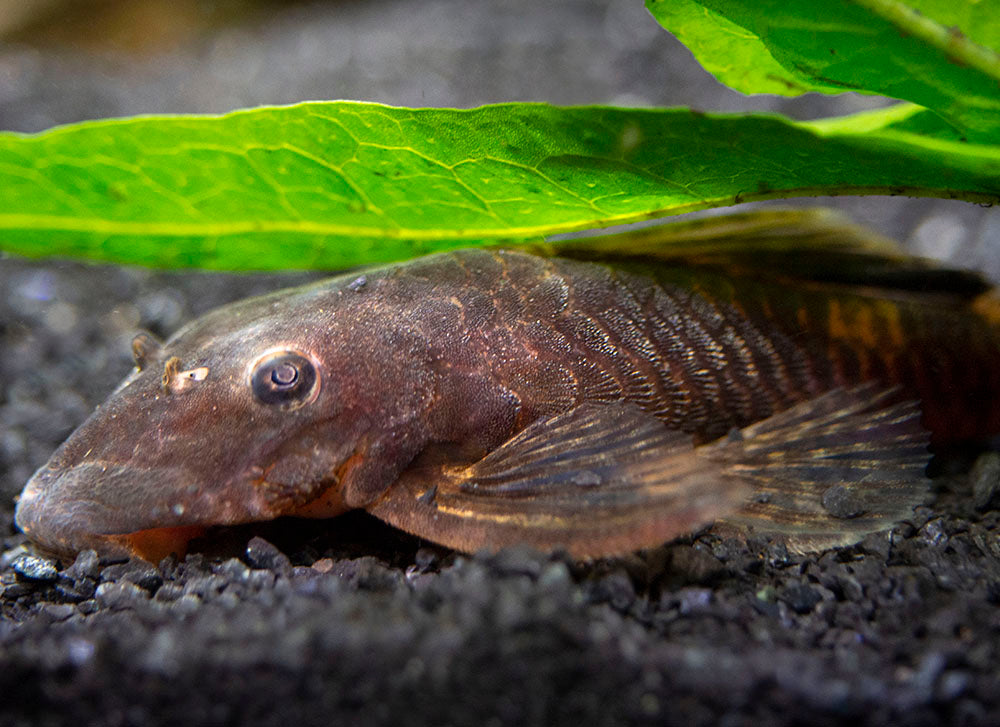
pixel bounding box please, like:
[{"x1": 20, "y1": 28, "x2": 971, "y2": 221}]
[
  {"x1": 288, "y1": 482, "x2": 350, "y2": 519},
  {"x1": 288, "y1": 452, "x2": 363, "y2": 519},
  {"x1": 113, "y1": 525, "x2": 208, "y2": 562}
]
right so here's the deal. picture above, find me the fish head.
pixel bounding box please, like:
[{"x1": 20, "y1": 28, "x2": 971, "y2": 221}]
[{"x1": 15, "y1": 276, "x2": 413, "y2": 562}]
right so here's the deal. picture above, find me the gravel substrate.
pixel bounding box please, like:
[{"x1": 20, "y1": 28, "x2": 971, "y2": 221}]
[{"x1": 2, "y1": 1, "x2": 1000, "y2": 725}]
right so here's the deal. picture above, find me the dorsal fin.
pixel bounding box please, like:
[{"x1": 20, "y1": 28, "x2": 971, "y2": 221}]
[{"x1": 535, "y1": 208, "x2": 992, "y2": 302}]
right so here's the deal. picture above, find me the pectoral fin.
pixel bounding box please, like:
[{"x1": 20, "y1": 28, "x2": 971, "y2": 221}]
[
  {"x1": 368, "y1": 402, "x2": 749, "y2": 558},
  {"x1": 368, "y1": 387, "x2": 931, "y2": 558}
]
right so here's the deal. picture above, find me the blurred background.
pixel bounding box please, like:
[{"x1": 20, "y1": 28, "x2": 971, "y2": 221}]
[{"x1": 0, "y1": 0, "x2": 997, "y2": 278}]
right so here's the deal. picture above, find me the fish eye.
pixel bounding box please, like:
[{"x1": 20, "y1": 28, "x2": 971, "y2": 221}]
[{"x1": 250, "y1": 350, "x2": 319, "y2": 408}]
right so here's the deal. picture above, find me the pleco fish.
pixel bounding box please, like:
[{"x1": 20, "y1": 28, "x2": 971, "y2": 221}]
[{"x1": 14, "y1": 210, "x2": 1000, "y2": 562}]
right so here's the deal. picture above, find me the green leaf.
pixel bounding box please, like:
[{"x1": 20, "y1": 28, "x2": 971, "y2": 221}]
[
  {"x1": 805, "y1": 101, "x2": 965, "y2": 139},
  {"x1": 646, "y1": 0, "x2": 1000, "y2": 139},
  {"x1": 1, "y1": 102, "x2": 998, "y2": 270}
]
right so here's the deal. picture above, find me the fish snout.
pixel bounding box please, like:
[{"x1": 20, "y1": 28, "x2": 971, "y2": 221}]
[
  {"x1": 15, "y1": 463, "x2": 134, "y2": 558},
  {"x1": 15, "y1": 461, "x2": 264, "y2": 560}
]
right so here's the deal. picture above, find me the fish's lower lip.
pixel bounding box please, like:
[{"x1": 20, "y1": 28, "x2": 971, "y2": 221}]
[
  {"x1": 15, "y1": 469, "x2": 131, "y2": 558},
  {"x1": 15, "y1": 462, "x2": 268, "y2": 560}
]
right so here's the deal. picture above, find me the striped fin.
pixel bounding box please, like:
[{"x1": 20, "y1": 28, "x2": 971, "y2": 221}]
[
  {"x1": 708, "y1": 384, "x2": 931, "y2": 552},
  {"x1": 368, "y1": 387, "x2": 931, "y2": 558},
  {"x1": 368, "y1": 402, "x2": 750, "y2": 558},
  {"x1": 540, "y1": 208, "x2": 991, "y2": 301}
]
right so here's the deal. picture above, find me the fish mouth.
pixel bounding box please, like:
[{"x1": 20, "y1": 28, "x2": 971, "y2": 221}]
[{"x1": 15, "y1": 462, "x2": 271, "y2": 562}]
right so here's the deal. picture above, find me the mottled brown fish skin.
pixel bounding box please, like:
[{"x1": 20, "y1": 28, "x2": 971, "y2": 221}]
[
  {"x1": 14, "y1": 248, "x2": 1000, "y2": 558},
  {"x1": 375, "y1": 249, "x2": 999, "y2": 449},
  {"x1": 639, "y1": 263, "x2": 1000, "y2": 446}
]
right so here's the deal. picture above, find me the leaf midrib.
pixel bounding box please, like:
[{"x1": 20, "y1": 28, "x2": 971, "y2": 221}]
[{"x1": 4, "y1": 179, "x2": 998, "y2": 242}]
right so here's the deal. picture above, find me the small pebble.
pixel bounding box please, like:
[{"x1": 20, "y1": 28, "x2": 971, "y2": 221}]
[
  {"x1": 937, "y1": 670, "x2": 971, "y2": 701},
  {"x1": 311, "y1": 558, "x2": 335, "y2": 574},
  {"x1": 169, "y1": 594, "x2": 202, "y2": 615},
  {"x1": 588, "y1": 570, "x2": 635, "y2": 611},
  {"x1": 834, "y1": 573, "x2": 864, "y2": 602},
  {"x1": 780, "y1": 583, "x2": 823, "y2": 615},
  {"x1": 676, "y1": 587, "x2": 713, "y2": 615},
  {"x1": 65, "y1": 550, "x2": 102, "y2": 581},
  {"x1": 154, "y1": 583, "x2": 185, "y2": 603},
  {"x1": 1, "y1": 583, "x2": 34, "y2": 599},
  {"x1": 537, "y1": 561, "x2": 572, "y2": 592},
  {"x1": 65, "y1": 637, "x2": 96, "y2": 666},
  {"x1": 245, "y1": 537, "x2": 292, "y2": 573},
  {"x1": 971, "y1": 452, "x2": 1000, "y2": 510},
  {"x1": 214, "y1": 558, "x2": 252, "y2": 582},
  {"x1": 291, "y1": 569, "x2": 324, "y2": 596},
  {"x1": 11, "y1": 553, "x2": 58, "y2": 582},
  {"x1": 413, "y1": 548, "x2": 440, "y2": 572},
  {"x1": 183, "y1": 575, "x2": 227, "y2": 599},
  {"x1": 912, "y1": 651, "x2": 947, "y2": 694},
  {"x1": 639, "y1": 693, "x2": 660, "y2": 717},
  {"x1": 666, "y1": 545, "x2": 726, "y2": 585},
  {"x1": 919, "y1": 518, "x2": 949, "y2": 547},
  {"x1": 756, "y1": 585, "x2": 777, "y2": 603},
  {"x1": 246, "y1": 569, "x2": 277, "y2": 590},
  {"x1": 766, "y1": 541, "x2": 795, "y2": 569},
  {"x1": 350, "y1": 557, "x2": 403, "y2": 591},
  {"x1": 100, "y1": 561, "x2": 163, "y2": 593},
  {"x1": 0, "y1": 545, "x2": 31, "y2": 570},
  {"x1": 484, "y1": 545, "x2": 544, "y2": 578},
  {"x1": 214, "y1": 590, "x2": 242, "y2": 610},
  {"x1": 857, "y1": 530, "x2": 893, "y2": 560},
  {"x1": 781, "y1": 583, "x2": 822, "y2": 614},
  {"x1": 39, "y1": 603, "x2": 76, "y2": 621},
  {"x1": 95, "y1": 581, "x2": 150, "y2": 609},
  {"x1": 54, "y1": 580, "x2": 95, "y2": 602}
]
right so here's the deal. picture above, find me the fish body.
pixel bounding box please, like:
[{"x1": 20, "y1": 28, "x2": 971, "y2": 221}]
[{"x1": 15, "y1": 213, "x2": 1000, "y2": 561}]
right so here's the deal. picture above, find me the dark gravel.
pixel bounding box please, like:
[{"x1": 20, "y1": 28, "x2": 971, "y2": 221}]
[{"x1": 2, "y1": 1, "x2": 1000, "y2": 725}]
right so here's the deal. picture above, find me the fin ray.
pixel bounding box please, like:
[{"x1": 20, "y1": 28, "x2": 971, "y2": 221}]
[
  {"x1": 710, "y1": 385, "x2": 931, "y2": 552},
  {"x1": 540, "y1": 208, "x2": 991, "y2": 301},
  {"x1": 369, "y1": 403, "x2": 747, "y2": 558},
  {"x1": 369, "y1": 387, "x2": 931, "y2": 558}
]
